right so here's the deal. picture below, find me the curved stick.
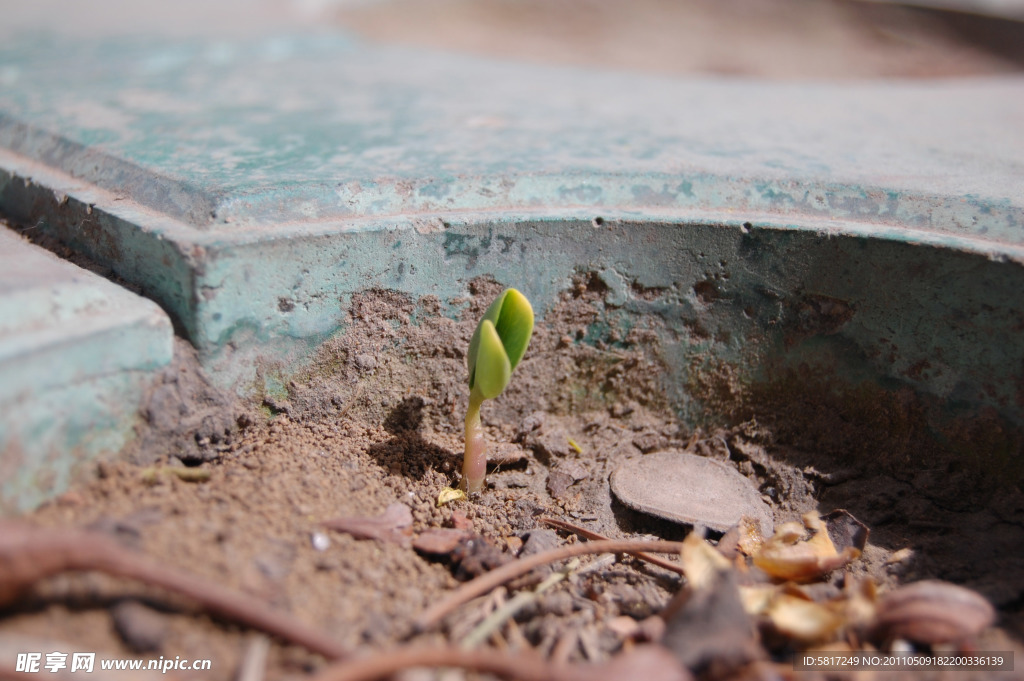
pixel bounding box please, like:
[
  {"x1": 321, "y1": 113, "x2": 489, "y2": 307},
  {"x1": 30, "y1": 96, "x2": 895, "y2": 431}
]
[
  {"x1": 309, "y1": 644, "x2": 691, "y2": 681},
  {"x1": 0, "y1": 521, "x2": 348, "y2": 660},
  {"x1": 540, "y1": 517, "x2": 685, "y2": 575},
  {"x1": 413, "y1": 539, "x2": 685, "y2": 632}
]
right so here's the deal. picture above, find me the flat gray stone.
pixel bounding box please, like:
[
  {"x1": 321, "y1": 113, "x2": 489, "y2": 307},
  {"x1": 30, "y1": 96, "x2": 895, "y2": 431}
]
[{"x1": 611, "y1": 450, "x2": 773, "y2": 536}]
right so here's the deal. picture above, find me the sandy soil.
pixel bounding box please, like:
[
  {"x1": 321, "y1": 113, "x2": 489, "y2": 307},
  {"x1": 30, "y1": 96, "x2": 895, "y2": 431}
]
[
  {"x1": 3, "y1": 275, "x2": 1022, "y2": 680},
  {"x1": 330, "y1": 0, "x2": 1024, "y2": 79}
]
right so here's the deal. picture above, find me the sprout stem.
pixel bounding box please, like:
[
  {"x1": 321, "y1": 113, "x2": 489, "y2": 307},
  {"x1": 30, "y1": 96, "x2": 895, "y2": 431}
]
[{"x1": 460, "y1": 387, "x2": 487, "y2": 494}]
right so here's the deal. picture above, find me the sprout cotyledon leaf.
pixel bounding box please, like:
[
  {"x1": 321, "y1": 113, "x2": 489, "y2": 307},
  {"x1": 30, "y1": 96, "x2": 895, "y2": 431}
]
[
  {"x1": 461, "y1": 288, "x2": 534, "y2": 494},
  {"x1": 467, "y1": 288, "x2": 533, "y2": 396}
]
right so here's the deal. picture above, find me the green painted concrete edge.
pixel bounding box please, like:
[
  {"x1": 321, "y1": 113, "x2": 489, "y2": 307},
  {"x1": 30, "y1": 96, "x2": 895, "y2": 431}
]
[
  {"x1": 0, "y1": 34, "x2": 1021, "y2": 244},
  {"x1": 0, "y1": 228, "x2": 174, "y2": 514},
  {"x1": 3, "y1": 147, "x2": 1023, "y2": 440},
  {"x1": 1, "y1": 113, "x2": 1020, "y2": 248}
]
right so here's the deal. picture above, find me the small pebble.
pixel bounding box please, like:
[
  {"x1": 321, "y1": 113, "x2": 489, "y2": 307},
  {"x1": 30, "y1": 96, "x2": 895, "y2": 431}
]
[
  {"x1": 546, "y1": 460, "x2": 588, "y2": 498},
  {"x1": 520, "y1": 529, "x2": 561, "y2": 557},
  {"x1": 354, "y1": 354, "x2": 377, "y2": 371},
  {"x1": 111, "y1": 601, "x2": 167, "y2": 653},
  {"x1": 311, "y1": 531, "x2": 331, "y2": 551},
  {"x1": 413, "y1": 528, "x2": 468, "y2": 555}
]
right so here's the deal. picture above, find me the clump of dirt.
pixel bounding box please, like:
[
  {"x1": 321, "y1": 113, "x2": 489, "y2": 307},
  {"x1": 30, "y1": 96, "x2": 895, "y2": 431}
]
[
  {"x1": 3, "y1": 274, "x2": 1023, "y2": 680},
  {"x1": 127, "y1": 338, "x2": 242, "y2": 466}
]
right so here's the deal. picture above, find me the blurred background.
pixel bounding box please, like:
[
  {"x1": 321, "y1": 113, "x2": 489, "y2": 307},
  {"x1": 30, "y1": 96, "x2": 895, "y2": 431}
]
[{"x1": 2, "y1": 0, "x2": 1023, "y2": 79}]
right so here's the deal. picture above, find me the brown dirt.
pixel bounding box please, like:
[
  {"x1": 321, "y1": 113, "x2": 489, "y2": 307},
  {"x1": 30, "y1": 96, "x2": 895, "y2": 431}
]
[
  {"x1": 3, "y1": 276, "x2": 1024, "y2": 680},
  {"x1": 331, "y1": 0, "x2": 1024, "y2": 79}
]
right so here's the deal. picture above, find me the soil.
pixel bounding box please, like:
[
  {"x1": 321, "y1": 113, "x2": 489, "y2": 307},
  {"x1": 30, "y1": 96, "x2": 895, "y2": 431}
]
[
  {"x1": 3, "y1": 276, "x2": 1023, "y2": 680},
  {"x1": 330, "y1": 0, "x2": 1024, "y2": 79}
]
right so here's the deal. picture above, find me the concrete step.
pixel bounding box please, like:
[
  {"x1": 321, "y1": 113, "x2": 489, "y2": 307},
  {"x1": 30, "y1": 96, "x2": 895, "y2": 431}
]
[
  {"x1": 1, "y1": 33, "x2": 1021, "y2": 394},
  {"x1": 0, "y1": 227, "x2": 172, "y2": 513},
  {"x1": 1, "y1": 28, "x2": 1023, "y2": 512}
]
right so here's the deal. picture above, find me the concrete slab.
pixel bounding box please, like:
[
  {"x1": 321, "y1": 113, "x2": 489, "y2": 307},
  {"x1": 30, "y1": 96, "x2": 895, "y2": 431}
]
[
  {"x1": 2, "y1": 35, "x2": 1021, "y2": 233},
  {"x1": 0, "y1": 227, "x2": 173, "y2": 513},
  {"x1": 0, "y1": 32, "x2": 1023, "y2": 440}
]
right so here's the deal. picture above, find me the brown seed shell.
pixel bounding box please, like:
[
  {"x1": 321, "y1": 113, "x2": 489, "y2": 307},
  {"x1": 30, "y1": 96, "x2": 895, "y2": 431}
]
[{"x1": 873, "y1": 580, "x2": 994, "y2": 645}]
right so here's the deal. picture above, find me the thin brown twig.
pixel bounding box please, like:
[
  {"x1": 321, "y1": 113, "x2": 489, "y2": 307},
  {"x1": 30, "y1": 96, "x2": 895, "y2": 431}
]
[
  {"x1": 540, "y1": 516, "x2": 685, "y2": 575},
  {"x1": 551, "y1": 629, "x2": 579, "y2": 666},
  {"x1": 413, "y1": 539, "x2": 685, "y2": 632},
  {"x1": 308, "y1": 646, "x2": 568, "y2": 681},
  {"x1": 236, "y1": 635, "x2": 270, "y2": 681},
  {"x1": 309, "y1": 643, "x2": 690, "y2": 681},
  {"x1": 0, "y1": 520, "x2": 349, "y2": 660}
]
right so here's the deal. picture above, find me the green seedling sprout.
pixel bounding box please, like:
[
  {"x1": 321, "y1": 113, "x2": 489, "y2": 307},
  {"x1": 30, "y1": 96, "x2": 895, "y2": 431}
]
[{"x1": 460, "y1": 288, "x2": 534, "y2": 495}]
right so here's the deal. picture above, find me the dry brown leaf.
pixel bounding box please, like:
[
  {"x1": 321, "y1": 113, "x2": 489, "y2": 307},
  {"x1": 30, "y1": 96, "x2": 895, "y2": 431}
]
[
  {"x1": 838, "y1": 577, "x2": 878, "y2": 635},
  {"x1": 823, "y1": 509, "x2": 869, "y2": 554},
  {"x1": 753, "y1": 512, "x2": 860, "y2": 582},
  {"x1": 661, "y1": 567, "x2": 763, "y2": 674},
  {"x1": 744, "y1": 578, "x2": 876, "y2": 646},
  {"x1": 738, "y1": 584, "x2": 778, "y2": 616},
  {"x1": 665, "y1": 533, "x2": 764, "y2": 674},
  {"x1": 680, "y1": 531, "x2": 731, "y2": 590},
  {"x1": 736, "y1": 516, "x2": 766, "y2": 557},
  {"x1": 766, "y1": 592, "x2": 844, "y2": 643}
]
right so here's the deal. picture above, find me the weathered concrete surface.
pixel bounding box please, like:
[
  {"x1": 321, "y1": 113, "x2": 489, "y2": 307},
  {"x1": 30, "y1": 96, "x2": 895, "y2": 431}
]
[
  {"x1": 0, "y1": 32, "x2": 1023, "y2": 436},
  {"x1": 1, "y1": 35, "x2": 1021, "y2": 234},
  {"x1": 0, "y1": 227, "x2": 173, "y2": 513}
]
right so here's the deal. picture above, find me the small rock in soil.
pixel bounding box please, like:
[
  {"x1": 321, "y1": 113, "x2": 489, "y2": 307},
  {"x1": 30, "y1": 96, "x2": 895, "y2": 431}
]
[
  {"x1": 518, "y1": 528, "x2": 562, "y2": 576},
  {"x1": 632, "y1": 431, "x2": 667, "y2": 454},
  {"x1": 690, "y1": 433, "x2": 730, "y2": 461},
  {"x1": 321, "y1": 502, "x2": 414, "y2": 547},
  {"x1": 111, "y1": 600, "x2": 168, "y2": 653},
  {"x1": 451, "y1": 535, "x2": 512, "y2": 581},
  {"x1": 610, "y1": 450, "x2": 774, "y2": 535},
  {"x1": 524, "y1": 426, "x2": 574, "y2": 461},
  {"x1": 353, "y1": 353, "x2": 377, "y2": 372},
  {"x1": 449, "y1": 509, "x2": 472, "y2": 531},
  {"x1": 515, "y1": 411, "x2": 546, "y2": 440},
  {"x1": 310, "y1": 531, "x2": 331, "y2": 551},
  {"x1": 412, "y1": 528, "x2": 469, "y2": 556},
  {"x1": 609, "y1": 401, "x2": 636, "y2": 419},
  {"x1": 547, "y1": 460, "x2": 589, "y2": 499},
  {"x1": 520, "y1": 529, "x2": 562, "y2": 557}
]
